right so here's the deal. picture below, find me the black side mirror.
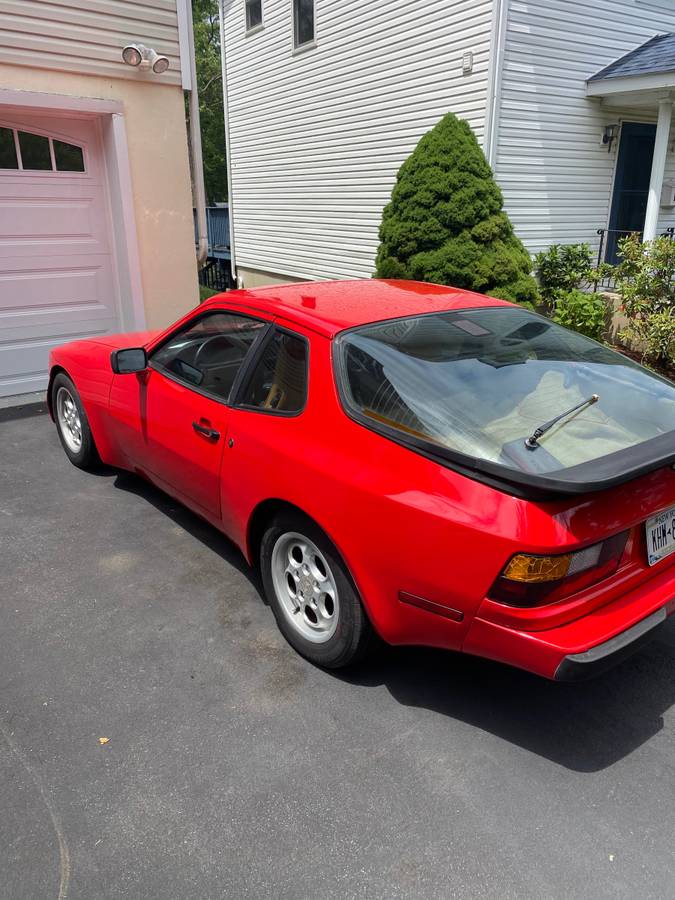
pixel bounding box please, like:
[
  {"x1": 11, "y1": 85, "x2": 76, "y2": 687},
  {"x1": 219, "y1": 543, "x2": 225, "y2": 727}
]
[{"x1": 111, "y1": 347, "x2": 148, "y2": 374}]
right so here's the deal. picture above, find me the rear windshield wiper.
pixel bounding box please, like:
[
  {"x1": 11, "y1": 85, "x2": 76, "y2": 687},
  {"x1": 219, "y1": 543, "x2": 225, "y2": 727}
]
[{"x1": 525, "y1": 394, "x2": 599, "y2": 450}]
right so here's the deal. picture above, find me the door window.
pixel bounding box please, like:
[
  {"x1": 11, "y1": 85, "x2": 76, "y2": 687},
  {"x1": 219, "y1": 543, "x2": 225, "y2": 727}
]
[
  {"x1": 151, "y1": 312, "x2": 266, "y2": 402},
  {"x1": 239, "y1": 329, "x2": 308, "y2": 413}
]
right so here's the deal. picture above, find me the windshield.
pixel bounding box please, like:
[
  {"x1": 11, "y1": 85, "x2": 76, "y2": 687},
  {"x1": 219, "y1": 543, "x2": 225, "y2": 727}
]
[{"x1": 337, "y1": 307, "x2": 675, "y2": 477}]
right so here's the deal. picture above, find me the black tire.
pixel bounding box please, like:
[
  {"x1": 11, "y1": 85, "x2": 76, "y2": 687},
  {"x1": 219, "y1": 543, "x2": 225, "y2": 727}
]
[
  {"x1": 260, "y1": 511, "x2": 373, "y2": 669},
  {"x1": 52, "y1": 372, "x2": 100, "y2": 470}
]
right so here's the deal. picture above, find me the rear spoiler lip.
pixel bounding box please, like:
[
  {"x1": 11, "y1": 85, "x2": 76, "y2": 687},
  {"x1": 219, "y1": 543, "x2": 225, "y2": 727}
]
[{"x1": 346, "y1": 410, "x2": 675, "y2": 501}]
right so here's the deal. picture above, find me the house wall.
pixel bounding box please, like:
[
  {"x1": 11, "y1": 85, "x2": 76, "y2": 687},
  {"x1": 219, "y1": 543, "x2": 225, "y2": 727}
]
[
  {"x1": 0, "y1": 63, "x2": 197, "y2": 330},
  {"x1": 494, "y1": 0, "x2": 675, "y2": 255},
  {"x1": 0, "y1": 0, "x2": 182, "y2": 86},
  {"x1": 222, "y1": 0, "x2": 495, "y2": 284}
]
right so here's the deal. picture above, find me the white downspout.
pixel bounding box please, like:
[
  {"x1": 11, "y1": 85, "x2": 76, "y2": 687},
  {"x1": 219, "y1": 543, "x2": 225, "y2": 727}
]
[
  {"x1": 643, "y1": 97, "x2": 673, "y2": 242},
  {"x1": 218, "y1": 0, "x2": 237, "y2": 285},
  {"x1": 186, "y1": 0, "x2": 208, "y2": 268},
  {"x1": 484, "y1": 0, "x2": 508, "y2": 167}
]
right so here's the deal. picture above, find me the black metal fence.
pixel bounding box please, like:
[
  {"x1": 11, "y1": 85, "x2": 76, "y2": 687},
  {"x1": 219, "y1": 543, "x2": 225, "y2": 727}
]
[
  {"x1": 593, "y1": 226, "x2": 675, "y2": 291},
  {"x1": 199, "y1": 258, "x2": 233, "y2": 292}
]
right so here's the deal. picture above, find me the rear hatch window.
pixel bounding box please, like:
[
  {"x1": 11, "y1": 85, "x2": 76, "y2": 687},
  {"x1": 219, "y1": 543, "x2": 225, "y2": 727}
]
[{"x1": 335, "y1": 306, "x2": 675, "y2": 496}]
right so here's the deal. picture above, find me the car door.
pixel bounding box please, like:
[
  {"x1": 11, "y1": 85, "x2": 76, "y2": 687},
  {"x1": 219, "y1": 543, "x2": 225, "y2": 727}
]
[{"x1": 111, "y1": 310, "x2": 268, "y2": 519}]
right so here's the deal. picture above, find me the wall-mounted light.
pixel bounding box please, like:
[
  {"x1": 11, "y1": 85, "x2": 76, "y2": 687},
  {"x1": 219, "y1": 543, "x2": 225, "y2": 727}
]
[
  {"x1": 122, "y1": 43, "x2": 170, "y2": 75},
  {"x1": 602, "y1": 123, "x2": 619, "y2": 153}
]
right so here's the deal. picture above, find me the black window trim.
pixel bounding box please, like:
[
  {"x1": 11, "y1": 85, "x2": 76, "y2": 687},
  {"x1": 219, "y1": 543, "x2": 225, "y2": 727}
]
[
  {"x1": 333, "y1": 307, "x2": 675, "y2": 501},
  {"x1": 232, "y1": 323, "x2": 310, "y2": 418},
  {"x1": 148, "y1": 309, "x2": 273, "y2": 407}
]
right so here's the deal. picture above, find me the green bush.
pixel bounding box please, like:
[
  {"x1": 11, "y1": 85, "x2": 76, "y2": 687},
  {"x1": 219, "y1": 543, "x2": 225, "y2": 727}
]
[
  {"x1": 534, "y1": 243, "x2": 594, "y2": 307},
  {"x1": 552, "y1": 289, "x2": 609, "y2": 341},
  {"x1": 614, "y1": 234, "x2": 675, "y2": 365},
  {"x1": 375, "y1": 112, "x2": 539, "y2": 306}
]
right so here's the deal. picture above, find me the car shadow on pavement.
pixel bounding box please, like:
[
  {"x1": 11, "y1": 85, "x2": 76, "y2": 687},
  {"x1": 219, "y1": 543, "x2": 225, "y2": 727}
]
[
  {"x1": 110, "y1": 470, "x2": 263, "y2": 593},
  {"x1": 339, "y1": 632, "x2": 675, "y2": 773},
  {"x1": 110, "y1": 468, "x2": 675, "y2": 775}
]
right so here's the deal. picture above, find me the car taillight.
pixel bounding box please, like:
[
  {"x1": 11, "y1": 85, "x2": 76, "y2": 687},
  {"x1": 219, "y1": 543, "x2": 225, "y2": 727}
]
[{"x1": 488, "y1": 531, "x2": 629, "y2": 607}]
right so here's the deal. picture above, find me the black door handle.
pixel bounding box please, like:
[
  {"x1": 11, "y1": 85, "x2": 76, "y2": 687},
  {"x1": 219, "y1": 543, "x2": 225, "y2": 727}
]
[{"x1": 192, "y1": 421, "x2": 220, "y2": 441}]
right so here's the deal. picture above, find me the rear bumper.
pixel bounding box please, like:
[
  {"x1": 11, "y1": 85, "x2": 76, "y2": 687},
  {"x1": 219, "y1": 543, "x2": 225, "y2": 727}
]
[
  {"x1": 462, "y1": 564, "x2": 675, "y2": 679},
  {"x1": 553, "y1": 607, "x2": 668, "y2": 681}
]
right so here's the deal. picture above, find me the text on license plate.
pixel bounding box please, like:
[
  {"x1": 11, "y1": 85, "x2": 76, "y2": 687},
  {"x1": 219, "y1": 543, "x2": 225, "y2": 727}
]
[{"x1": 646, "y1": 505, "x2": 675, "y2": 566}]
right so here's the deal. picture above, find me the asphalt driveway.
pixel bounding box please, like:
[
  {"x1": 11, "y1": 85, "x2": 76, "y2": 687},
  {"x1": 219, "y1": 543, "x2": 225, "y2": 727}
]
[{"x1": 2, "y1": 406, "x2": 675, "y2": 899}]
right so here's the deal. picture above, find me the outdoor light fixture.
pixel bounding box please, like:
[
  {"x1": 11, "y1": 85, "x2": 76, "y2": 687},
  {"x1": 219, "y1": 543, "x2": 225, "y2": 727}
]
[
  {"x1": 602, "y1": 123, "x2": 619, "y2": 152},
  {"x1": 121, "y1": 43, "x2": 170, "y2": 75}
]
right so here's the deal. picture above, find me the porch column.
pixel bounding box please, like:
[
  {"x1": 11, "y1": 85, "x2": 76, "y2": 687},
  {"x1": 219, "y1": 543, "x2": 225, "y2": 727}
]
[{"x1": 643, "y1": 98, "x2": 673, "y2": 242}]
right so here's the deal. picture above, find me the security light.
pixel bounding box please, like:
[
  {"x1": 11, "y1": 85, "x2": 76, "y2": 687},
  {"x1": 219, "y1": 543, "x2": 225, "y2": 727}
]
[
  {"x1": 148, "y1": 48, "x2": 170, "y2": 74},
  {"x1": 121, "y1": 43, "x2": 169, "y2": 75},
  {"x1": 122, "y1": 44, "x2": 143, "y2": 67}
]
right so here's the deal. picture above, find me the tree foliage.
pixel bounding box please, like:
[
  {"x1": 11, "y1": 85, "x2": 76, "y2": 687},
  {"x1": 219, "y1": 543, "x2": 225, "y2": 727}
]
[
  {"x1": 191, "y1": 0, "x2": 227, "y2": 203},
  {"x1": 375, "y1": 113, "x2": 539, "y2": 305}
]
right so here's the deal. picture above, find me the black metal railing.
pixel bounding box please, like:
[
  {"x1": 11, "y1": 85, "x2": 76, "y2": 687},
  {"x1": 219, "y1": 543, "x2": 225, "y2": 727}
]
[
  {"x1": 593, "y1": 226, "x2": 675, "y2": 291},
  {"x1": 199, "y1": 258, "x2": 233, "y2": 292}
]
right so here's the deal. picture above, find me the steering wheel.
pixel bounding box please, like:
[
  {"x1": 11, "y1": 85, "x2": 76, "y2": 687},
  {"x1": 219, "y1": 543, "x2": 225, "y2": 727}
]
[{"x1": 194, "y1": 333, "x2": 251, "y2": 368}]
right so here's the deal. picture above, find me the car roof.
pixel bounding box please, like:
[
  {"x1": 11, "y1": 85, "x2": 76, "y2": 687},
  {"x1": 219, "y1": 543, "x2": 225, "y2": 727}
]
[{"x1": 202, "y1": 279, "x2": 511, "y2": 337}]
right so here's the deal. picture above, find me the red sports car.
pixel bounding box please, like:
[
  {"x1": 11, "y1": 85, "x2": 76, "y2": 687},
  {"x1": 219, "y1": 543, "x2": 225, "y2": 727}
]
[{"x1": 48, "y1": 280, "x2": 675, "y2": 680}]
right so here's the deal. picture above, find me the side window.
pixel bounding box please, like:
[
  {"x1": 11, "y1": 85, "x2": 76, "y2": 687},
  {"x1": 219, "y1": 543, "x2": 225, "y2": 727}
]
[
  {"x1": 240, "y1": 330, "x2": 308, "y2": 413},
  {"x1": 245, "y1": 0, "x2": 263, "y2": 31},
  {"x1": 151, "y1": 313, "x2": 266, "y2": 402},
  {"x1": 293, "y1": 0, "x2": 315, "y2": 48}
]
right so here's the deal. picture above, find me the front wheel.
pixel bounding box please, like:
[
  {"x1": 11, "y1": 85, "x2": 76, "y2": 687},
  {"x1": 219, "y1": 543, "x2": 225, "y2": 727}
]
[
  {"x1": 260, "y1": 512, "x2": 373, "y2": 668},
  {"x1": 52, "y1": 373, "x2": 100, "y2": 470}
]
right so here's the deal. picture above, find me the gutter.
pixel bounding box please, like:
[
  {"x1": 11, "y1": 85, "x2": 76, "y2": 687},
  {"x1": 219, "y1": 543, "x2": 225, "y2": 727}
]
[
  {"x1": 218, "y1": 0, "x2": 238, "y2": 285},
  {"x1": 185, "y1": 0, "x2": 208, "y2": 268}
]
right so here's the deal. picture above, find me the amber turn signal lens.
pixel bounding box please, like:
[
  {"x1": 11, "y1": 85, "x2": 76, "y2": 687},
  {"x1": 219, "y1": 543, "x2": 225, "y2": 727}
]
[
  {"x1": 489, "y1": 532, "x2": 629, "y2": 608},
  {"x1": 502, "y1": 553, "x2": 572, "y2": 583}
]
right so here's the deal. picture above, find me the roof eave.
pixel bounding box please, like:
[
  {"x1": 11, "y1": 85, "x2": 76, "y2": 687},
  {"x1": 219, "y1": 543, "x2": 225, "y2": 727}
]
[{"x1": 587, "y1": 71, "x2": 675, "y2": 97}]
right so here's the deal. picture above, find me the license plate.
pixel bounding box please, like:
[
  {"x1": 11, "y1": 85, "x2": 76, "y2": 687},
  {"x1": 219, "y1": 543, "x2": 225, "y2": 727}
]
[{"x1": 646, "y1": 505, "x2": 675, "y2": 566}]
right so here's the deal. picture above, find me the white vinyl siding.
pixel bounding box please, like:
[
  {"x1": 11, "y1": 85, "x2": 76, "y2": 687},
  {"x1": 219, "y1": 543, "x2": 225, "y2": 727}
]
[
  {"x1": 494, "y1": 0, "x2": 675, "y2": 255},
  {"x1": 223, "y1": 0, "x2": 494, "y2": 281},
  {"x1": 0, "y1": 0, "x2": 182, "y2": 85}
]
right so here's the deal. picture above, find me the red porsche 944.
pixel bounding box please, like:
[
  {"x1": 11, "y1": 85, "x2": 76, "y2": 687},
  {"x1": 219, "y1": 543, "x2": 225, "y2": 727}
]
[{"x1": 48, "y1": 280, "x2": 675, "y2": 680}]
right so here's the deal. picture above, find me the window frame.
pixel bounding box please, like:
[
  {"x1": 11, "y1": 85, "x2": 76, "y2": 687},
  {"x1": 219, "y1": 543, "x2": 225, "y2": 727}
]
[
  {"x1": 0, "y1": 122, "x2": 87, "y2": 175},
  {"x1": 333, "y1": 307, "x2": 675, "y2": 500},
  {"x1": 232, "y1": 324, "x2": 310, "y2": 418},
  {"x1": 148, "y1": 309, "x2": 273, "y2": 406},
  {"x1": 292, "y1": 0, "x2": 317, "y2": 52},
  {"x1": 244, "y1": 0, "x2": 264, "y2": 35}
]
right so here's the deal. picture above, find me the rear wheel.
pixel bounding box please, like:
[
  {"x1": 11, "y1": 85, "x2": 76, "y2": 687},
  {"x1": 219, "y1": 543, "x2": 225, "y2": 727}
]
[
  {"x1": 52, "y1": 373, "x2": 100, "y2": 470},
  {"x1": 260, "y1": 512, "x2": 373, "y2": 668}
]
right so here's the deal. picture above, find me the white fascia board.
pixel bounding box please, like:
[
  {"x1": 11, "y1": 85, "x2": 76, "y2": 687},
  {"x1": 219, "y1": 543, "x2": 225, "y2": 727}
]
[{"x1": 587, "y1": 71, "x2": 675, "y2": 97}]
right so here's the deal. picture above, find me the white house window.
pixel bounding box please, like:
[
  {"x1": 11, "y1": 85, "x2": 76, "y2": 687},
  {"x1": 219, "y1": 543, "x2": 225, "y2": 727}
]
[
  {"x1": 293, "y1": 0, "x2": 315, "y2": 48},
  {"x1": 0, "y1": 127, "x2": 85, "y2": 173},
  {"x1": 245, "y1": 0, "x2": 263, "y2": 32}
]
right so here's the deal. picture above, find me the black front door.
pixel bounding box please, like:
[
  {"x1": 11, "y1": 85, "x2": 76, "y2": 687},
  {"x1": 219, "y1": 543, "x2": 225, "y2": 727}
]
[{"x1": 606, "y1": 122, "x2": 656, "y2": 263}]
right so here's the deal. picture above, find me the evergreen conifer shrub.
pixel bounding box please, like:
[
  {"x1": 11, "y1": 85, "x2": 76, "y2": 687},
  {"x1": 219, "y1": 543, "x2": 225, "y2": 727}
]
[{"x1": 375, "y1": 113, "x2": 539, "y2": 305}]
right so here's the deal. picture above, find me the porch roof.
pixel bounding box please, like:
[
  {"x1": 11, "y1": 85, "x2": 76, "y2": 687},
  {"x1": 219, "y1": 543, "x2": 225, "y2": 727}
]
[
  {"x1": 586, "y1": 34, "x2": 675, "y2": 105},
  {"x1": 589, "y1": 33, "x2": 675, "y2": 82}
]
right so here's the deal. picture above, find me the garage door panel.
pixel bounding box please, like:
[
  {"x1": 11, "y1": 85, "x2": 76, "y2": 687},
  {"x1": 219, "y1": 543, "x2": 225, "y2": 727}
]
[
  {"x1": 0, "y1": 314, "x2": 117, "y2": 393},
  {"x1": 0, "y1": 114, "x2": 119, "y2": 397},
  {"x1": 0, "y1": 254, "x2": 115, "y2": 315}
]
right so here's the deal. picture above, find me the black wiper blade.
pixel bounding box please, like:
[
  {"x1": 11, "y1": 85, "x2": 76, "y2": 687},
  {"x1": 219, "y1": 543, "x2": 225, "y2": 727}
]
[{"x1": 525, "y1": 394, "x2": 599, "y2": 450}]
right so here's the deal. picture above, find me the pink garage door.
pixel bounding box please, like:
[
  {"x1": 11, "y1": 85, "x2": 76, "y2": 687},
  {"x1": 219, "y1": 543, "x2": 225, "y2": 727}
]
[{"x1": 0, "y1": 112, "x2": 120, "y2": 397}]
